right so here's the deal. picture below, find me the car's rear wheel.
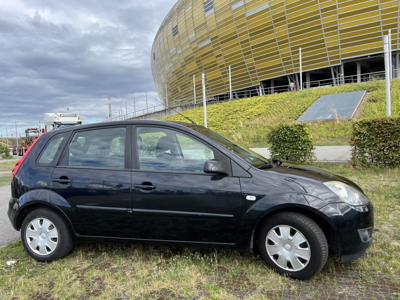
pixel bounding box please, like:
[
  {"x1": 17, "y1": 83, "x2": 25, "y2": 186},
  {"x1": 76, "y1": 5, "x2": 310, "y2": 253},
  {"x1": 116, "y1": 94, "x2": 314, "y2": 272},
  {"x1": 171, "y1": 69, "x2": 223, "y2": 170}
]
[
  {"x1": 258, "y1": 212, "x2": 328, "y2": 280},
  {"x1": 21, "y1": 208, "x2": 74, "y2": 261}
]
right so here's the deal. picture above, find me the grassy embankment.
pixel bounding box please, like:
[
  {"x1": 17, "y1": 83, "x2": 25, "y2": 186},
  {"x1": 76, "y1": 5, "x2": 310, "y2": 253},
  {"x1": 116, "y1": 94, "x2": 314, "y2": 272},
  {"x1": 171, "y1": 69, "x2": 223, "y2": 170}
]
[
  {"x1": 166, "y1": 80, "x2": 400, "y2": 147},
  {"x1": 0, "y1": 165, "x2": 399, "y2": 299}
]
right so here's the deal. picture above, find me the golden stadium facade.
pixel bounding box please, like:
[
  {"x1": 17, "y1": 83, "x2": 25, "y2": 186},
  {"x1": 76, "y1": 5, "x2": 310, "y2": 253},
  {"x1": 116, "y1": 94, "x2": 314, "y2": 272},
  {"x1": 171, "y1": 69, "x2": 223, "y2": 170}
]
[{"x1": 151, "y1": 0, "x2": 400, "y2": 105}]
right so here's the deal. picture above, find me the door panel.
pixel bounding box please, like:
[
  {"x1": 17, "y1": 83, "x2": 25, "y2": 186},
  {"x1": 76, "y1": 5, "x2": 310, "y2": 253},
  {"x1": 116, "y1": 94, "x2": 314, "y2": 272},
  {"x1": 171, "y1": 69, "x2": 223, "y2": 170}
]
[
  {"x1": 131, "y1": 126, "x2": 244, "y2": 244},
  {"x1": 52, "y1": 126, "x2": 132, "y2": 237},
  {"x1": 131, "y1": 171, "x2": 242, "y2": 243},
  {"x1": 51, "y1": 167, "x2": 131, "y2": 237}
]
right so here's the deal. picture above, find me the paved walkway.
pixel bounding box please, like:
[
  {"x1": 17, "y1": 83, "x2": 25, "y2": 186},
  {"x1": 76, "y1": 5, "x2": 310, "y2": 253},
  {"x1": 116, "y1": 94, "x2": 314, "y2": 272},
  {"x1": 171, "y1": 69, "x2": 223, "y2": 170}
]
[
  {"x1": 251, "y1": 146, "x2": 352, "y2": 163},
  {"x1": 0, "y1": 186, "x2": 19, "y2": 247}
]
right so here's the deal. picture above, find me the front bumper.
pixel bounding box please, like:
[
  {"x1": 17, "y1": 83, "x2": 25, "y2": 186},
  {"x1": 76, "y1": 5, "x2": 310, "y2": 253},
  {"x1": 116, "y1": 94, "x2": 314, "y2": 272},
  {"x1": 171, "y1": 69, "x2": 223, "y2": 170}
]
[
  {"x1": 323, "y1": 202, "x2": 374, "y2": 262},
  {"x1": 8, "y1": 197, "x2": 19, "y2": 230}
]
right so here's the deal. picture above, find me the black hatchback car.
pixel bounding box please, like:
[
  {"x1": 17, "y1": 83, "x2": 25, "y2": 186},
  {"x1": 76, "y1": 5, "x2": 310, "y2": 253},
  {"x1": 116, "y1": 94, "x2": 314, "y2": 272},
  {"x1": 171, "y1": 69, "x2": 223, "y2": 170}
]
[{"x1": 8, "y1": 120, "x2": 373, "y2": 280}]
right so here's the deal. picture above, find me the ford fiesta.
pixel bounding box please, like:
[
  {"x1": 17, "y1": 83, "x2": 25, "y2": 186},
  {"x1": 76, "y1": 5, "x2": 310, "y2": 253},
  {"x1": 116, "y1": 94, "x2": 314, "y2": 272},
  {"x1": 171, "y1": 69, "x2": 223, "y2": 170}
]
[{"x1": 8, "y1": 121, "x2": 373, "y2": 280}]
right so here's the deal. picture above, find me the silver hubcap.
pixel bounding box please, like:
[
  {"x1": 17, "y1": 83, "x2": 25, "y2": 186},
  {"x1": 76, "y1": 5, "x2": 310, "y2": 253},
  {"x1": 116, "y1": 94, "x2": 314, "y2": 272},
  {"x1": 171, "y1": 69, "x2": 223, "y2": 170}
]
[
  {"x1": 25, "y1": 218, "x2": 59, "y2": 256},
  {"x1": 266, "y1": 225, "x2": 311, "y2": 272}
]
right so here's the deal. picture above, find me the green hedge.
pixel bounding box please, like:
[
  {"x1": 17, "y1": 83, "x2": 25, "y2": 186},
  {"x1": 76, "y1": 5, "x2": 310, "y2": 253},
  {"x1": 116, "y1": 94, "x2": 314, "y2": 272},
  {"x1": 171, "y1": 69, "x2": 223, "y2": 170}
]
[
  {"x1": 351, "y1": 118, "x2": 400, "y2": 167},
  {"x1": 268, "y1": 124, "x2": 314, "y2": 163},
  {"x1": 0, "y1": 145, "x2": 10, "y2": 158}
]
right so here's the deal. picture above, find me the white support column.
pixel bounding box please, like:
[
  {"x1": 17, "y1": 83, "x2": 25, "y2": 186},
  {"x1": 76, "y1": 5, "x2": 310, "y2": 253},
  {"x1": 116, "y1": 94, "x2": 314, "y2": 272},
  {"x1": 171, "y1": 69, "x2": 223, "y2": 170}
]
[
  {"x1": 270, "y1": 80, "x2": 275, "y2": 94},
  {"x1": 306, "y1": 72, "x2": 311, "y2": 89},
  {"x1": 202, "y1": 73, "x2": 208, "y2": 128},
  {"x1": 340, "y1": 63, "x2": 345, "y2": 85},
  {"x1": 228, "y1": 65, "x2": 233, "y2": 100},
  {"x1": 356, "y1": 62, "x2": 362, "y2": 83},
  {"x1": 331, "y1": 67, "x2": 337, "y2": 86},
  {"x1": 384, "y1": 35, "x2": 392, "y2": 117},
  {"x1": 299, "y1": 48, "x2": 303, "y2": 90}
]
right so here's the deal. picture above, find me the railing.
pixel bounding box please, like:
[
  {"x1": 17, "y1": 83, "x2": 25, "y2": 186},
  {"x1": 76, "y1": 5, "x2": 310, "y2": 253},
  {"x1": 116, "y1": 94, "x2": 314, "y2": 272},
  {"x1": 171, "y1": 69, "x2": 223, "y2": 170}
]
[{"x1": 110, "y1": 69, "x2": 398, "y2": 121}]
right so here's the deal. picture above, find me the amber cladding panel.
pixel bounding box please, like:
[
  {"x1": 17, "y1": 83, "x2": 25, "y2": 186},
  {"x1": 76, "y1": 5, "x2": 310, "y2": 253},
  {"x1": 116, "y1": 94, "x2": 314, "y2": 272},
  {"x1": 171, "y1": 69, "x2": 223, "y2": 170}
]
[{"x1": 151, "y1": 0, "x2": 400, "y2": 105}]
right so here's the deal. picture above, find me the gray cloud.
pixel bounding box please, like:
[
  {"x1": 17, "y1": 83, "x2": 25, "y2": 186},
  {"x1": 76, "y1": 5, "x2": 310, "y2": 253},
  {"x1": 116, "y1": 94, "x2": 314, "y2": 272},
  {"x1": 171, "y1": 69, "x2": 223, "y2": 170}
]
[{"x1": 0, "y1": 0, "x2": 175, "y2": 132}]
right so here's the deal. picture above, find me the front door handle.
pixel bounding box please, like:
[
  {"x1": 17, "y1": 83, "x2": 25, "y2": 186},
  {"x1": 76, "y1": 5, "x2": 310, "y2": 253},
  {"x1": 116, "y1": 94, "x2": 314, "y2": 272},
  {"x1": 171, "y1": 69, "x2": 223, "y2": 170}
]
[
  {"x1": 53, "y1": 176, "x2": 71, "y2": 185},
  {"x1": 134, "y1": 182, "x2": 156, "y2": 191}
]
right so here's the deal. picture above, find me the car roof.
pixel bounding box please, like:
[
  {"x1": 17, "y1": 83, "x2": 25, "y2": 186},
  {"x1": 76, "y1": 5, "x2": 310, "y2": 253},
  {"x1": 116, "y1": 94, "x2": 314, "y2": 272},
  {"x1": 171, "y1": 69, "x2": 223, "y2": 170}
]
[{"x1": 50, "y1": 120, "x2": 193, "y2": 134}]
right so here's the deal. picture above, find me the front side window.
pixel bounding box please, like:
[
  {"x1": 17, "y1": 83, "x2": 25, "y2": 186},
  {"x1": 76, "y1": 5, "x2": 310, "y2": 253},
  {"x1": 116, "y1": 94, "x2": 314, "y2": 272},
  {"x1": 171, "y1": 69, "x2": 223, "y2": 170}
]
[
  {"x1": 38, "y1": 134, "x2": 66, "y2": 165},
  {"x1": 68, "y1": 127, "x2": 126, "y2": 169},
  {"x1": 186, "y1": 124, "x2": 270, "y2": 168},
  {"x1": 137, "y1": 127, "x2": 215, "y2": 173}
]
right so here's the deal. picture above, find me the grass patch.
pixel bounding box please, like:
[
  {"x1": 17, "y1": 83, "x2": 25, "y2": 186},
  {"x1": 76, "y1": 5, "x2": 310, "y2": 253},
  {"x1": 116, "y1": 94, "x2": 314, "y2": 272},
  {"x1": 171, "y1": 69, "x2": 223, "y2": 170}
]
[
  {"x1": 0, "y1": 161, "x2": 14, "y2": 187},
  {"x1": 0, "y1": 165, "x2": 399, "y2": 299},
  {"x1": 165, "y1": 80, "x2": 400, "y2": 147}
]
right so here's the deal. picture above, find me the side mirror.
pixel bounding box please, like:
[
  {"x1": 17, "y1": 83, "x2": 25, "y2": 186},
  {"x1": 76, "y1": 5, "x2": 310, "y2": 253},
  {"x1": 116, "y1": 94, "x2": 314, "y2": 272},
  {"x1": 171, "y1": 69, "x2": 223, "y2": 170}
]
[{"x1": 204, "y1": 160, "x2": 228, "y2": 175}]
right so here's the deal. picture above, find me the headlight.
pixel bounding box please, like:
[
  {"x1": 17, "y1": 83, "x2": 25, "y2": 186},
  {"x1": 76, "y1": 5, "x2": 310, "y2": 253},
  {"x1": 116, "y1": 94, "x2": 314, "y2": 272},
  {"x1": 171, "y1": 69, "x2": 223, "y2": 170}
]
[{"x1": 323, "y1": 181, "x2": 368, "y2": 206}]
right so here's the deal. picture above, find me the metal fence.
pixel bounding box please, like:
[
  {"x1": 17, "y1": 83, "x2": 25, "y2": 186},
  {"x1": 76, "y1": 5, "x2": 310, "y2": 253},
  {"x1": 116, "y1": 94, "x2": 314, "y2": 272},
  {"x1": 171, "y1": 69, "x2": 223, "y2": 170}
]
[{"x1": 110, "y1": 68, "x2": 398, "y2": 121}]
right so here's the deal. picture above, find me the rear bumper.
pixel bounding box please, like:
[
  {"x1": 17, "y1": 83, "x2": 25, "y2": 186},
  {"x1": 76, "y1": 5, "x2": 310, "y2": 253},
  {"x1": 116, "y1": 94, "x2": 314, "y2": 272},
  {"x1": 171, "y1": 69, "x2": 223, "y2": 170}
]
[{"x1": 8, "y1": 197, "x2": 19, "y2": 230}]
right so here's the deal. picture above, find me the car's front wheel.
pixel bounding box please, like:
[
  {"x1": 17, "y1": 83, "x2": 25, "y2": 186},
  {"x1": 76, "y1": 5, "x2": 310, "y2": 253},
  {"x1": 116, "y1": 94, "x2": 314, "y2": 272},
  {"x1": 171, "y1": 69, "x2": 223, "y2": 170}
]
[
  {"x1": 21, "y1": 208, "x2": 74, "y2": 261},
  {"x1": 258, "y1": 212, "x2": 328, "y2": 280}
]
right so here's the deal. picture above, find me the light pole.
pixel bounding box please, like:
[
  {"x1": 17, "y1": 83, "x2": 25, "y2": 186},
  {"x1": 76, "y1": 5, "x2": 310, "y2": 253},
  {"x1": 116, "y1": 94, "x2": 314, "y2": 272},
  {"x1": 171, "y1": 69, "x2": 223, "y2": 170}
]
[
  {"x1": 299, "y1": 48, "x2": 303, "y2": 90},
  {"x1": 193, "y1": 75, "x2": 197, "y2": 104},
  {"x1": 384, "y1": 34, "x2": 392, "y2": 117},
  {"x1": 15, "y1": 123, "x2": 18, "y2": 152},
  {"x1": 228, "y1": 65, "x2": 233, "y2": 100},
  {"x1": 202, "y1": 73, "x2": 208, "y2": 128}
]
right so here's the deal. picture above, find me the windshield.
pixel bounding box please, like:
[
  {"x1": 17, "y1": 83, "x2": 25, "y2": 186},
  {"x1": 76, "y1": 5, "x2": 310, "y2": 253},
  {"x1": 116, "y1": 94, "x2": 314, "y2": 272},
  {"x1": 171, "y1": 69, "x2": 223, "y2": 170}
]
[{"x1": 185, "y1": 124, "x2": 270, "y2": 168}]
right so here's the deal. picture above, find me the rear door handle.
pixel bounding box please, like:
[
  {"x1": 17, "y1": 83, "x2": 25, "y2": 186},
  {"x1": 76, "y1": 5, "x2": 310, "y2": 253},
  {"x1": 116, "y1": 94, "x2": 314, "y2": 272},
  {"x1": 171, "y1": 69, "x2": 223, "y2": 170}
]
[
  {"x1": 134, "y1": 182, "x2": 156, "y2": 191},
  {"x1": 53, "y1": 176, "x2": 71, "y2": 184}
]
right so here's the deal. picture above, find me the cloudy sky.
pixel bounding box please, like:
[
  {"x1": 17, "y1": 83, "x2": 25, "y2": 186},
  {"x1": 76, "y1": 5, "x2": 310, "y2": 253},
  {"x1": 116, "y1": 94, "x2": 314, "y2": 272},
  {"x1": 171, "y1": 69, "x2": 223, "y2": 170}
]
[{"x1": 0, "y1": 0, "x2": 175, "y2": 134}]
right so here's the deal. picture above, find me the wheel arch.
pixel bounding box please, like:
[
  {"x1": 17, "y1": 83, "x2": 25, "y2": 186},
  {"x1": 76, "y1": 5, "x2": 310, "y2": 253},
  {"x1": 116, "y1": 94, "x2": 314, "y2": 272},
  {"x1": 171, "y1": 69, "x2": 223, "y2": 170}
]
[
  {"x1": 250, "y1": 205, "x2": 337, "y2": 254},
  {"x1": 16, "y1": 202, "x2": 76, "y2": 236}
]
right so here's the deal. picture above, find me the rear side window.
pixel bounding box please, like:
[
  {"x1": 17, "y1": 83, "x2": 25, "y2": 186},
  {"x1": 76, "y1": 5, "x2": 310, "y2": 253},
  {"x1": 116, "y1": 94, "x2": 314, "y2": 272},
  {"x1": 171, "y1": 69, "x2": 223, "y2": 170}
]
[
  {"x1": 67, "y1": 127, "x2": 126, "y2": 169},
  {"x1": 38, "y1": 134, "x2": 66, "y2": 165}
]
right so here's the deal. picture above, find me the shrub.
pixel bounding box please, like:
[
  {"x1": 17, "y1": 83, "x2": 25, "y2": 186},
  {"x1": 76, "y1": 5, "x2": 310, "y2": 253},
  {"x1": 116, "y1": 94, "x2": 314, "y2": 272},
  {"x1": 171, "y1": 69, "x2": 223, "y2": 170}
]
[
  {"x1": 0, "y1": 144, "x2": 10, "y2": 158},
  {"x1": 268, "y1": 124, "x2": 314, "y2": 163},
  {"x1": 351, "y1": 118, "x2": 400, "y2": 167}
]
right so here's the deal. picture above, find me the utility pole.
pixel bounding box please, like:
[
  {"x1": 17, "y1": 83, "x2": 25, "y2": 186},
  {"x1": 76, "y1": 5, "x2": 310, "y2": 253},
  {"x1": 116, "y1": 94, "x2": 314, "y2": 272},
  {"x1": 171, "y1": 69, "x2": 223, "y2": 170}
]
[
  {"x1": 193, "y1": 75, "x2": 197, "y2": 104},
  {"x1": 15, "y1": 123, "x2": 19, "y2": 151},
  {"x1": 133, "y1": 95, "x2": 136, "y2": 118},
  {"x1": 145, "y1": 93, "x2": 149, "y2": 113},
  {"x1": 384, "y1": 34, "x2": 392, "y2": 117},
  {"x1": 108, "y1": 103, "x2": 112, "y2": 120},
  {"x1": 202, "y1": 73, "x2": 208, "y2": 128},
  {"x1": 228, "y1": 65, "x2": 233, "y2": 100},
  {"x1": 299, "y1": 48, "x2": 303, "y2": 90}
]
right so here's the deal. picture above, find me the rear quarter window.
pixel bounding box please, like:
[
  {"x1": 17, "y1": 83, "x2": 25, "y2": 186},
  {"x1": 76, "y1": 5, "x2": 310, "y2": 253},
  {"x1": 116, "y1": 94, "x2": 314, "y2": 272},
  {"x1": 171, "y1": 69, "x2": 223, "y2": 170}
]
[{"x1": 38, "y1": 134, "x2": 67, "y2": 165}]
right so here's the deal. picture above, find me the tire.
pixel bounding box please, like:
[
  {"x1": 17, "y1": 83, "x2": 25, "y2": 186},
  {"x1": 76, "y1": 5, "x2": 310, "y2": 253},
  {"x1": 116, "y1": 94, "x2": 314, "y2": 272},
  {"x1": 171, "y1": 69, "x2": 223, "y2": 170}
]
[
  {"x1": 21, "y1": 208, "x2": 74, "y2": 261},
  {"x1": 258, "y1": 212, "x2": 328, "y2": 280}
]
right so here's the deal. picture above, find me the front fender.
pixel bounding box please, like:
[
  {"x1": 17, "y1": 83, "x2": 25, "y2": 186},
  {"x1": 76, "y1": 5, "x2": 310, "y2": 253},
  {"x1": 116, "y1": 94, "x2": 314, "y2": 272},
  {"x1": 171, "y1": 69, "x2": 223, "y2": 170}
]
[
  {"x1": 242, "y1": 192, "x2": 311, "y2": 224},
  {"x1": 237, "y1": 193, "x2": 336, "y2": 249},
  {"x1": 12, "y1": 189, "x2": 74, "y2": 231}
]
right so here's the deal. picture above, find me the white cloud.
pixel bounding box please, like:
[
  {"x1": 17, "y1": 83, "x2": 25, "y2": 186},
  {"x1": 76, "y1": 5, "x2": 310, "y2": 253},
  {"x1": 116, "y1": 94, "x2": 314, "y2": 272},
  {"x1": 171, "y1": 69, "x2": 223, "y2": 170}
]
[{"x1": 0, "y1": 0, "x2": 176, "y2": 130}]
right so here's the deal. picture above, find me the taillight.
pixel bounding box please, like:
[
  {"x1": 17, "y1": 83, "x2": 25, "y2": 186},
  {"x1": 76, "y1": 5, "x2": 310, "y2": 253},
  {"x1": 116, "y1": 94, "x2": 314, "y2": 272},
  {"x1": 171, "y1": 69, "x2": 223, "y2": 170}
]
[{"x1": 12, "y1": 134, "x2": 43, "y2": 178}]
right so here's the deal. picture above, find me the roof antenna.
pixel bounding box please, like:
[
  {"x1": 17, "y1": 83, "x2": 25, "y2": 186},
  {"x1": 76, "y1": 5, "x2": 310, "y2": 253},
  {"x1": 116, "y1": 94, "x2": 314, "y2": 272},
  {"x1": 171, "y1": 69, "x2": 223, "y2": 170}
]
[{"x1": 171, "y1": 107, "x2": 197, "y2": 125}]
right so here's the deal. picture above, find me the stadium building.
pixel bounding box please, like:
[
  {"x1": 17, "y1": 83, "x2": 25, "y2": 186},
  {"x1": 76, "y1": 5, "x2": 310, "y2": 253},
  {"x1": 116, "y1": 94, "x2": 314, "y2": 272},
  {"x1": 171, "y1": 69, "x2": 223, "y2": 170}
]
[{"x1": 151, "y1": 0, "x2": 400, "y2": 106}]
